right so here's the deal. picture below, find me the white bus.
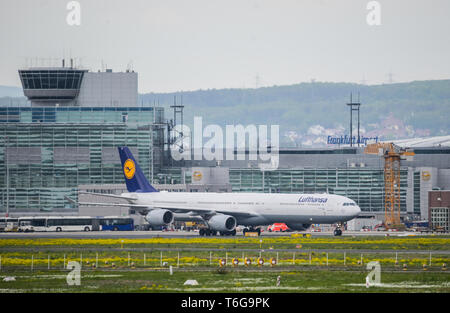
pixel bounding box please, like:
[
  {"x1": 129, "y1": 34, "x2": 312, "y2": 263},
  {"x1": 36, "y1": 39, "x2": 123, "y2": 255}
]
[
  {"x1": 18, "y1": 217, "x2": 47, "y2": 232},
  {"x1": 0, "y1": 218, "x2": 19, "y2": 232},
  {"x1": 18, "y1": 216, "x2": 94, "y2": 232},
  {"x1": 46, "y1": 216, "x2": 93, "y2": 232}
]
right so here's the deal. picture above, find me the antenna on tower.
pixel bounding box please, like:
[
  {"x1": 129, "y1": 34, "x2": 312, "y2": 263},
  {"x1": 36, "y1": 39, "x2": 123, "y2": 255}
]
[
  {"x1": 255, "y1": 73, "x2": 260, "y2": 88},
  {"x1": 169, "y1": 94, "x2": 186, "y2": 164},
  {"x1": 387, "y1": 71, "x2": 394, "y2": 84},
  {"x1": 346, "y1": 93, "x2": 362, "y2": 147},
  {"x1": 360, "y1": 74, "x2": 367, "y2": 85}
]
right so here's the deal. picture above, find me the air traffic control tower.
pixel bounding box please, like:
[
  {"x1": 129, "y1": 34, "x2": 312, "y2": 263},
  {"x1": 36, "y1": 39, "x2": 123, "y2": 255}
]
[{"x1": 18, "y1": 59, "x2": 138, "y2": 107}]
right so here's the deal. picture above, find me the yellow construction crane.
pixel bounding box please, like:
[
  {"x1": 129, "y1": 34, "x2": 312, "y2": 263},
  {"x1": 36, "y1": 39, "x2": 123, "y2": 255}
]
[{"x1": 364, "y1": 143, "x2": 415, "y2": 228}]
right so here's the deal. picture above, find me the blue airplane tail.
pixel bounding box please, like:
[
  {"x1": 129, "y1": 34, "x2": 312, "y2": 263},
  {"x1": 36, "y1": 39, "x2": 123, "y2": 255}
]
[{"x1": 118, "y1": 146, "x2": 159, "y2": 193}]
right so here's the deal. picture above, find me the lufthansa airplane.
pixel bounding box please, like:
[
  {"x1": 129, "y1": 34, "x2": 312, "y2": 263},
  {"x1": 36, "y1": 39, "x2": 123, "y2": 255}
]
[{"x1": 76, "y1": 147, "x2": 361, "y2": 236}]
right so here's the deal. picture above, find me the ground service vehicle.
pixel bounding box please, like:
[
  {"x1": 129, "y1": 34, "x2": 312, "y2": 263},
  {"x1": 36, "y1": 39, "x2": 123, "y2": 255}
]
[
  {"x1": 267, "y1": 223, "x2": 290, "y2": 232},
  {"x1": 99, "y1": 217, "x2": 134, "y2": 231}
]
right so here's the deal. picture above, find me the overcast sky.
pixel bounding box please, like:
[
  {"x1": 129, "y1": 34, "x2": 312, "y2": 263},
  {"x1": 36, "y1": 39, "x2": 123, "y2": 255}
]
[{"x1": 0, "y1": 0, "x2": 449, "y2": 93}]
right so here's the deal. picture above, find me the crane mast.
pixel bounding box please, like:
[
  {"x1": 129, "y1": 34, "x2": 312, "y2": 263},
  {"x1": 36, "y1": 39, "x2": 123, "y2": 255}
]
[{"x1": 364, "y1": 143, "x2": 414, "y2": 228}]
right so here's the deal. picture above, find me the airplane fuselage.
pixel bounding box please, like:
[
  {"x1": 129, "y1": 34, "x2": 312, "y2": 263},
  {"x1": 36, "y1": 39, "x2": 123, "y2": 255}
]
[{"x1": 122, "y1": 191, "x2": 361, "y2": 227}]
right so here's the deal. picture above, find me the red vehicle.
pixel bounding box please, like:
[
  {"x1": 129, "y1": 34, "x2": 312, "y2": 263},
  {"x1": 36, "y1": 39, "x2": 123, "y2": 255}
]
[{"x1": 267, "y1": 223, "x2": 290, "y2": 232}]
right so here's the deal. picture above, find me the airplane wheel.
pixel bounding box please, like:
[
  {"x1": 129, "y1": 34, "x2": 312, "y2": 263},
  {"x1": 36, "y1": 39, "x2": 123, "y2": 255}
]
[
  {"x1": 334, "y1": 229, "x2": 342, "y2": 236},
  {"x1": 257, "y1": 228, "x2": 261, "y2": 236},
  {"x1": 231, "y1": 229, "x2": 236, "y2": 236},
  {"x1": 199, "y1": 229, "x2": 205, "y2": 236}
]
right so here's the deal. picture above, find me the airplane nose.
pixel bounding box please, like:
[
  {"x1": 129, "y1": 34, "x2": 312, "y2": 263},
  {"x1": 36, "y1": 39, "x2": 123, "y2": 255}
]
[{"x1": 352, "y1": 206, "x2": 361, "y2": 217}]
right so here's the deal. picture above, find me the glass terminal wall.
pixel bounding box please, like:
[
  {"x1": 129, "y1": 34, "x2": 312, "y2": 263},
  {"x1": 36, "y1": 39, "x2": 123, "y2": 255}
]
[
  {"x1": 228, "y1": 168, "x2": 408, "y2": 213},
  {"x1": 0, "y1": 106, "x2": 164, "y2": 212},
  {"x1": 161, "y1": 167, "x2": 408, "y2": 214}
]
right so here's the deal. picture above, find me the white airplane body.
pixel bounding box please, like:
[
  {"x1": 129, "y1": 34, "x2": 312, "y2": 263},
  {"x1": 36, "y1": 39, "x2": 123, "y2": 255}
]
[
  {"x1": 124, "y1": 191, "x2": 360, "y2": 226},
  {"x1": 75, "y1": 147, "x2": 361, "y2": 236}
]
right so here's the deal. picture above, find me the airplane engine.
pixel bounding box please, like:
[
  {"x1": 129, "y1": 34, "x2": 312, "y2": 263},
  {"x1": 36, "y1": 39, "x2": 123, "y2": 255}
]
[
  {"x1": 146, "y1": 209, "x2": 174, "y2": 227},
  {"x1": 286, "y1": 223, "x2": 311, "y2": 231},
  {"x1": 207, "y1": 214, "x2": 236, "y2": 232}
]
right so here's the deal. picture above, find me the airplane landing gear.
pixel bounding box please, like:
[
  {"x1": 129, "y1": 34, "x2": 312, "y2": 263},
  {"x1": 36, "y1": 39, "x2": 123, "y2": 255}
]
[
  {"x1": 334, "y1": 223, "x2": 343, "y2": 236},
  {"x1": 199, "y1": 229, "x2": 215, "y2": 236},
  {"x1": 199, "y1": 228, "x2": 236, "y2": 236},
  {"x1": 243, "y1": 227, "x2": 261, "y2": 236},
  {"x1": 219, "y1": 230, "x2": 236, "y2": 236}
]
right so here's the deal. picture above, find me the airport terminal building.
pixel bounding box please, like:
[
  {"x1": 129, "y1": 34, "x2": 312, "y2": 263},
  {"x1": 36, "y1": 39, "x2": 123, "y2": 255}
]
[
  {"x1": 159, "y1": 146, "x2": 450, "y2": 221},
  {"x1": 0, "y1": 64, "x2": 164, "y2": 213},
  {"x1": 80, "y1": 144, "x2": 450, "y2": 223},
  {"x1": 1, "y1": 63, "x2": 450, "y2": 225}
]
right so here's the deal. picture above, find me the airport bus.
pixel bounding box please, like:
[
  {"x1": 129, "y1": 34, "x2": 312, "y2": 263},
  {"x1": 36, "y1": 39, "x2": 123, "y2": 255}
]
[
  {"x1": 18, "y1": 217, "x2": 49, "y2": 232},
  {"x1": 0, "y1": 218, "x2": 19, "y2": 232},
  {"x1": 99, "y1": 217, "x2": 134, "y2": 231},
  {"x1": 18, "y1": 216, "x2": 94, "y2": 232},
  {"x1": 16, "y1": 216, "x2": 134, "y2": 232},
  {"x1": 46, "y1": 217, "x2": 93, "y2": 232}
]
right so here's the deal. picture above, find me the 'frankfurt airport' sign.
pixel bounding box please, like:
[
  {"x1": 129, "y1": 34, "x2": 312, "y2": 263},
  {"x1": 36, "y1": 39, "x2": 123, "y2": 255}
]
[{"x1": 327, "y1": 136, "x2": 379, "y2": 146}]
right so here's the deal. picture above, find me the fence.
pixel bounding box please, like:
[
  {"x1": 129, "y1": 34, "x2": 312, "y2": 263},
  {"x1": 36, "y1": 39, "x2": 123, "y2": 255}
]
[{"x1": 0, "y1": 250, "x2": 448, "y2": 271}]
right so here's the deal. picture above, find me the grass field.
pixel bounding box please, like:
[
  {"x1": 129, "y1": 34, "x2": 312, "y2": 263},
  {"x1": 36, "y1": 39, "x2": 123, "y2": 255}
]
[
  {"x1": 1, "y1": 235, "x2": 450, "y2": 250},
  {"x1": 1, "y1": 269, "x2": 449, "y2": 293},
  {"x1": 0, "y1": 235, "x2": 449, "y2": 293}
]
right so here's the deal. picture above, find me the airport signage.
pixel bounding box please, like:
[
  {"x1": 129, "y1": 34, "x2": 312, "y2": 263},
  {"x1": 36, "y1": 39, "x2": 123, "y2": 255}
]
[{"x1": 327, "y1": 135, "x2": 379, "y2": 146}]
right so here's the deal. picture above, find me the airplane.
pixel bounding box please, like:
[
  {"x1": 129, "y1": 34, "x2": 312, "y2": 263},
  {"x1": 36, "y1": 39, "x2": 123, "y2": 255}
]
[{"x1": 74, "y1": 146, "x2": 361, "y2": 236}]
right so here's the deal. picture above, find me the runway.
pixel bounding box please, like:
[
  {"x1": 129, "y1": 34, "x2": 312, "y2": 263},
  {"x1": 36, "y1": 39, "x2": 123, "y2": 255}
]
[{"x1": 0, "y1": 230, "x2": 440, "y2": 239}]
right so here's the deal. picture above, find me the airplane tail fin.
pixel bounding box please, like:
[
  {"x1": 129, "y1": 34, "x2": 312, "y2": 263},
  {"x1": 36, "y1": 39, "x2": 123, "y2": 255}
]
[{"x1": 118, "y1": 146, "x2": 158, "y2": 193}]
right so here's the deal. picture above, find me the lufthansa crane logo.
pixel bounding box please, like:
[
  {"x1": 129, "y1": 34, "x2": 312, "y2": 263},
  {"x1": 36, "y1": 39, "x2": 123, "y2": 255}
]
[
  {"x1": 422, "y1": 171, "x2": 431, "y2": 181},
  {"x1": 192, "y1": 171, "x2": 203, "y2": 181},
  {"x1": 124, "y1": 159, "x2": 136, "y2": 179}
]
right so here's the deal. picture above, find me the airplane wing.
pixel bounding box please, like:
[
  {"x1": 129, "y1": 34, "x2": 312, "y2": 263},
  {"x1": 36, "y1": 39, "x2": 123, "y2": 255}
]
[
  {"x1": 78, "y1": 192, "x2": 137, "y2": 202},
  {"x1": 79, "y1": 202, "x2": 150, "y2": 209},
  {"x1": 147, "y1": 203, "x2": 259, "y2": 218},
  {"x1": 64, "y1": 196, "x2": 149, "y2": 209},
  {"x1": 66, "y1": 196, "x2": 258, "y2": 218}
]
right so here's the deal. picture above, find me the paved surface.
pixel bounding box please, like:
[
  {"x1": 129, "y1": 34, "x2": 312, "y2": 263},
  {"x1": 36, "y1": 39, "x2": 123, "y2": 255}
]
[{"x1": 0, "y1": 230, "x2": 444, "y2": 239}]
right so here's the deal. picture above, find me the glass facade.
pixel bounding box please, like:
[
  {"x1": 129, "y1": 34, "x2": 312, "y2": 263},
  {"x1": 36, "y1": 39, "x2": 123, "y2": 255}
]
[
  {"x1": 430, "y1": 207, "x2": 449, "y2": 231},
  {"x1": 0, "y1": 106, "x2": 164, "y2": 212},
  {"x1": 413, "y1": 171, "x2": 421, "y2": 215},
  {"x1": 19, "y1": 70, "x2": 84, "y2": 90},
  {"x1": 18, "y1": 69, "x2": 87, "y2": 102},
  {"x1": 157, "y1": 166, "x2": 408, "y2": 214},
  {"x1": 0, "y1": 106, "x2": 164, "y2": 124},
  {"x1": 228, "y1": 168, "x2": 408, "y2": 213}
]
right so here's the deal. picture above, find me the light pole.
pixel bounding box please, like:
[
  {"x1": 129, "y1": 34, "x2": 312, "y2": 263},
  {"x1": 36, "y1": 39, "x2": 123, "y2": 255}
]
[
  {"x1": 4, "y1": 136, "x2": 9, "y2": 217},
  {"x1": 262, "y1": 169, "x2": 265, "y2": 193},
  {"x1": 151, "y1": 101, "x2": 156, "y2": 185}
]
